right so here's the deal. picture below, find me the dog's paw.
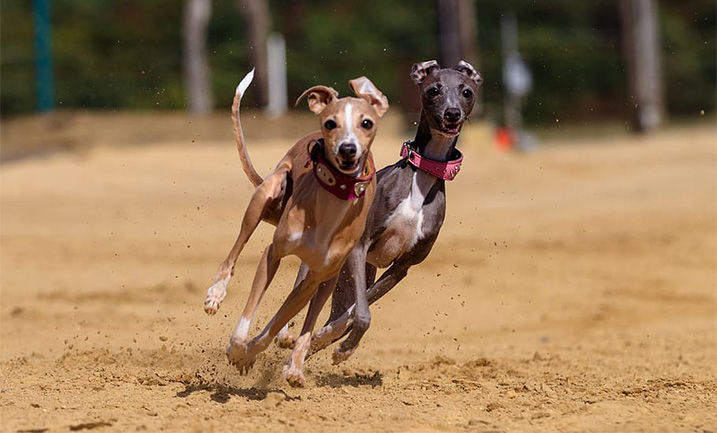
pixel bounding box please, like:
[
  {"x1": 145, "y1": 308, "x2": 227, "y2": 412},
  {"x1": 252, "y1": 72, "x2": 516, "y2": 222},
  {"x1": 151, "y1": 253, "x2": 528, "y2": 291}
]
[
  {"x1": 204, "y1": 297, "x2": 221, "y2": 315},
  {"x1": 332, "y1": 345, "x2": 355, "y2": 365},
  {"x1": 274, "y1": 331, "x2": 296, "y2": 349},
  {"x1": 282, "y1": 363, "x2": 306, "y2": 388},
  {"x1": 309, "y1": 326, "x2": 334, "y2": 355},
  {"x1": 204, "y1": 279, "x2": 228, "y2": 315},
  {"x1": 226, "y1": 342, "x2": 255, "y2": 375}
]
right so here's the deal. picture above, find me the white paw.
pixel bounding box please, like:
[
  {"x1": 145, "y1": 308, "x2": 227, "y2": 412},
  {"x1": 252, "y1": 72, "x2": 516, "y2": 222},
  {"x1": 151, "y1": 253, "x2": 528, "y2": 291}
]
[
  {"x1": 204, "y1": 278, "x2": 228, "y2": 315},
  {"x1": 282, "y1": 363, "x2": 306, "y2": 388}
]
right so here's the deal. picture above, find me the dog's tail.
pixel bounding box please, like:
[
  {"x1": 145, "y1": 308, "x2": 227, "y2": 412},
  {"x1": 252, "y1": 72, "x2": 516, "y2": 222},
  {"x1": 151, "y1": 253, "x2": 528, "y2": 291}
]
[{"x1": 233, "y1": 69, "x2": 263, "y2": 187}]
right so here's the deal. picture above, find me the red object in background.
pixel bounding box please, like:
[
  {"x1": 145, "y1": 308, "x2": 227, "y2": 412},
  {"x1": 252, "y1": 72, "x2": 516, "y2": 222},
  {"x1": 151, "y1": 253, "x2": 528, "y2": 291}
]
[{"x1": 495, "y1": 127, "x2": 515, "y2": 151}]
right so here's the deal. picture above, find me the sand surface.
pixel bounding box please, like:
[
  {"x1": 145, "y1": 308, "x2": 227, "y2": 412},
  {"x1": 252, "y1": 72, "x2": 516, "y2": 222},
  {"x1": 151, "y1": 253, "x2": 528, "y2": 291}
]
[{"x1": 1, "y1": 115, "x2": 715, "y2": 432}]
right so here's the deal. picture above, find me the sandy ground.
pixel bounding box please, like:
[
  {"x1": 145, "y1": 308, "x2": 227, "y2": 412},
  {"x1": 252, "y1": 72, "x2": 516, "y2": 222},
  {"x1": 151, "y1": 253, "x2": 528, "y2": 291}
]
[{"x1": 0, "y1": 114, "x2": 715, "y2": 433}]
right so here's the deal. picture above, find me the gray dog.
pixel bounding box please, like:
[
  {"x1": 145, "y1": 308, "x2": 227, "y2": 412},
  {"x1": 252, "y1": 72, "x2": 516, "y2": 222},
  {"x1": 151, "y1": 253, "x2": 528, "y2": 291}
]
[{"x1": 294, "y1": 60, "x2": 483, "y2": 365}]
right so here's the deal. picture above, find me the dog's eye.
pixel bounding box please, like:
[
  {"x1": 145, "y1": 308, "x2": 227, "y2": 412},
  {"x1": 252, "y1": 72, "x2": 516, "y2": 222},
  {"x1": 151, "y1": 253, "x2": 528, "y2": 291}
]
[
  {"x1": 427, "y1": 87, "x2": 440, "y2": 97},
  {"x1": 462, "y1": 88, "x2": 474, "y2": 98},
  {"x1": 361, "y1": 119, "x2": 374, "y2": 130},
  {"x1": 324, "y1": 120, "x2": 337, "y2": 130}
]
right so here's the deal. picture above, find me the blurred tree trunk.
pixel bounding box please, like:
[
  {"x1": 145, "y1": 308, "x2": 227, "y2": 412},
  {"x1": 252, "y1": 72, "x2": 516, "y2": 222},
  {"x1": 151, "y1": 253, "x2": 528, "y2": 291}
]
[
  {"x1": 458, "y1": 0, "x2": 478, "y2": 67},
  {"x1": 183, "y1": 0, "x2": 213, "y2": 115},
  {"x1": 238, "y1": 0, "x2": 270, "y2": 108},
  {"x1": 618, "y1": 0, "x2": 664, "y2": 132},
  {"x1": 437, "y1": 0, "x2": 477, "y2": 67}
]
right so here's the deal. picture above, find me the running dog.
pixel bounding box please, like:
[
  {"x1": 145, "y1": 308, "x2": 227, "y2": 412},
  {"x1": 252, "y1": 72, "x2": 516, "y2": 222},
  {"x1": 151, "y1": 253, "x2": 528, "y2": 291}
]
[
  {"x1": 203, "y1": 69, "x2": 389, "y2": 386},
  {"x1": 307, "y1": 60, "x2": 482, "y2": 362}
]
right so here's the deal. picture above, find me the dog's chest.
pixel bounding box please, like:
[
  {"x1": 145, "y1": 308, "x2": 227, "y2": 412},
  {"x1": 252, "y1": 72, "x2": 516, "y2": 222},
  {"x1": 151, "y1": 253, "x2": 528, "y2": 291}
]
[
  {"x1": 368, "y1": 171, "x2": 434, "y2": 267},
  {"x1": 282, "y1": 198, "x2": 365, "y2": 270}
]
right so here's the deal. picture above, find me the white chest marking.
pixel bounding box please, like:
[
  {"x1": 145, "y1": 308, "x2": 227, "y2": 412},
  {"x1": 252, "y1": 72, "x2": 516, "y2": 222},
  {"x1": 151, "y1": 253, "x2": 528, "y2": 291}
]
[
  {"x1": 367, "y1": 171, "x2": 436, "y2": 267},
  {"x1": 387, "y1": 171, "x2": 434, "y2": 246}
]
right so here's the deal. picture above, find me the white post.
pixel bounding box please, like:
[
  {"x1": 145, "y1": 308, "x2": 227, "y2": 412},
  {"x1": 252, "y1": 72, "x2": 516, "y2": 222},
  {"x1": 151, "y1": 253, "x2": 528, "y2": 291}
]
[
  {"x1": 619, "y1": 0, "x2": 664, "y2": 132},
  {"x1": 266, "y1": 33, "x2": 287, "y2": 118},
  {"x1": 183, "y1": 0, "x2": 213, "y2": 115}
]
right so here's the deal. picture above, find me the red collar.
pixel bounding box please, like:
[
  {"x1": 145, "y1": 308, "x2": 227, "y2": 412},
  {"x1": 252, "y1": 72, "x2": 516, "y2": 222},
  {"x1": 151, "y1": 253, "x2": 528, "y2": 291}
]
[
  {"x1": 308, "y1": 140, "x2": 375, "y2": 201},
  {"x1": 401, "y1": 141, "x2": 463, "y2": 181}
]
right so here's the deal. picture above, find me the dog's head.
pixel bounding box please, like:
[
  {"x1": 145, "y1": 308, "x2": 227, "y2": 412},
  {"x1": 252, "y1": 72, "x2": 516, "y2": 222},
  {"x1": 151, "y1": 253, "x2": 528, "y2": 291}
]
[
  {"x1": 297, "y1": 77, "x2": 388, "y2": 175},
  {"x1": 411, "y1": 60, "x2": 483, "y2": 138}
]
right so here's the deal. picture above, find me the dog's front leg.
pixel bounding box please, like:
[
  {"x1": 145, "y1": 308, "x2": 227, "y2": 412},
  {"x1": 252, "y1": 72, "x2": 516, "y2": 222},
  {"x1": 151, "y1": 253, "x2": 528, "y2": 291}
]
[
  {"x1": 226, "y1": 243, "x2": 281, "y2": 374},
  {"x1": 312, "y1": 259, "x2": 410, "y2": 360},
  {"x1": 204, "y1": 171, "x2": 287, "y2": 315},
  {"x1": 283, "y1": 274, "x2": 338, "y2": 387},
  {"x1": 232, "y1": 269, "x2": 323, "y2": 376},
  {"x1": 330, "y1": 247, "x2": 372, "y2": 364},
  {"x1": 326, "y1": 261, "x2": 377, "y2": 327},
  {"x1": 274, "y1": 262, "x2": 310, "y2": 349}
]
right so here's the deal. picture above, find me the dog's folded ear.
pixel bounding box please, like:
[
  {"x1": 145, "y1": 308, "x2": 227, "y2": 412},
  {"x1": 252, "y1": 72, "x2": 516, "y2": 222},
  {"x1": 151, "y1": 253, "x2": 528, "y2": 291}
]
[
  {"x1": 410, "y1": 60, "x2": 440, "y2": 85},
  {"x1": 454, "y1": 60, "x2": 483, "y2": 87},
  {"x1": 349, "y1": 76, "x2": 389, "y2": 118},
  {"x1": 296, "y1": 86, "x2": 339, "y2": 114}
]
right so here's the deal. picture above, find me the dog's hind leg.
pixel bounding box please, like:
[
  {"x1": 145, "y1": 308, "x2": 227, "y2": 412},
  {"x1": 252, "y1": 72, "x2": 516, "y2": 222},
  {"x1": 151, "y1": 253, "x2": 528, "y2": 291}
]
[
  {"x1": 283, "y1": 274, "x2": 337, "y2": 387},
  {"x1": 204, "y1": 168, "x2": 289, "y2": 315}
]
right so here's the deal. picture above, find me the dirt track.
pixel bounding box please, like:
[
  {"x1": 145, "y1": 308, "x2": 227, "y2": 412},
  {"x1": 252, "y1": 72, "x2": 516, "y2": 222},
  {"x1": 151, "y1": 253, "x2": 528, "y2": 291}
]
[{"x1": 1, "y1": 116, "x2": 715, "y2": 432}]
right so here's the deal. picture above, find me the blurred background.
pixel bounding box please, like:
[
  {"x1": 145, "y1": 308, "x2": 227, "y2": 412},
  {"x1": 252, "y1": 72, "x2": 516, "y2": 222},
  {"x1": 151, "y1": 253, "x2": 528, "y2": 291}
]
[{"x1": 1, "y1": 0, "x2": 714, "y2": 145}]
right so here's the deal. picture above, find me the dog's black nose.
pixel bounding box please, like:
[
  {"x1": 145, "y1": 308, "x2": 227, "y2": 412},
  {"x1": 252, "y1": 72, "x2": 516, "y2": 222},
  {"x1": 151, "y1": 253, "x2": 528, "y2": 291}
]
[
  {"x1": 338, "y1": 143, "x2": 357, "y2": 159},
  {"x1": 444, "y1": 108, "x2": 462, "y2": 123}
]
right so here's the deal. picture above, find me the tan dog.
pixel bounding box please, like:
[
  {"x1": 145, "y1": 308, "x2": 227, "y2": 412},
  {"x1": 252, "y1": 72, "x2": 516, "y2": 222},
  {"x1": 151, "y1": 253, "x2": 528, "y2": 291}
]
[{"x1": 203, "y1": 70, "x2": 388, "y2": 386}]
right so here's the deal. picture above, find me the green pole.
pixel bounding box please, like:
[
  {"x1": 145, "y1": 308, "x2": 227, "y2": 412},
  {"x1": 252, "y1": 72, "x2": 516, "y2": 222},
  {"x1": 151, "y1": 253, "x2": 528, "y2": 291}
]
[{"x1": 34, "y1": 0, "x2": 54, "y2": 112}]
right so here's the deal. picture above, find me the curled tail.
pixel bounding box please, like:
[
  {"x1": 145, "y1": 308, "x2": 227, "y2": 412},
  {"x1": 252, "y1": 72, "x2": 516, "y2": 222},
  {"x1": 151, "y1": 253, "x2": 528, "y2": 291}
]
[{"x1": 233, "y1": 69, "x2": 263, "y2": 187}]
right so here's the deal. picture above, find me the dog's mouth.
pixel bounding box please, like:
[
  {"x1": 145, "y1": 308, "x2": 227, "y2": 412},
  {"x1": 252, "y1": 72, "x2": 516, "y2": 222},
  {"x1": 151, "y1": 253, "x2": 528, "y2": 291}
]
[
  {"x1": 335, "y1": 157, "x2": 359, "y2": 174},
  {"x1": 439, "y1": 123, "x2": 462, "y2": 136},
  {"x1": 431, "y1": 115, "x2": 463, "y2": 137}
]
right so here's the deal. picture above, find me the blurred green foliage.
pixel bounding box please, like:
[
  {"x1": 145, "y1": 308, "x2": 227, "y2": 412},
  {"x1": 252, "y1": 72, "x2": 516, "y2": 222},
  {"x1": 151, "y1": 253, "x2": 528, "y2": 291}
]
[{"x1": 1, "y1": 0, "x2": 714, "y2": 124}]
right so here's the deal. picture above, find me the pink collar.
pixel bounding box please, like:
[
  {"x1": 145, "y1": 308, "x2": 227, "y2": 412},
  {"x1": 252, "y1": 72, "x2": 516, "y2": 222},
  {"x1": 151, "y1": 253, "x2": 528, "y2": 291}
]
[
  {"x1": 401, "y1": 141, "x2": 463, "y2": 181},
  {"x1": 309, "y1": 140, "x2": 375, "y2": 201}
]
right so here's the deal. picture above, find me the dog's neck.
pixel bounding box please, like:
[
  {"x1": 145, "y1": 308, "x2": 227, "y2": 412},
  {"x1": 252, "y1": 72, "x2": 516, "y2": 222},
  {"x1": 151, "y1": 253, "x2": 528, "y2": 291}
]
[{"x1": 412, "y1": 113, "x2": 458, "y2": 162}]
